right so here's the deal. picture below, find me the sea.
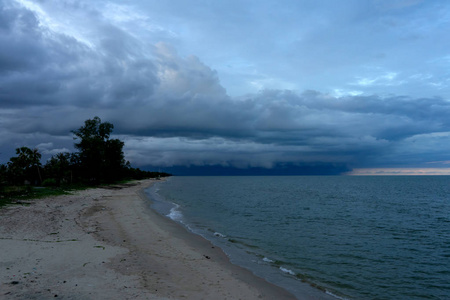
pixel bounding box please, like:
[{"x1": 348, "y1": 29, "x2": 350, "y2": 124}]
[{"x1": 144, "y1": 176, "x2": 450, "y2": 299}]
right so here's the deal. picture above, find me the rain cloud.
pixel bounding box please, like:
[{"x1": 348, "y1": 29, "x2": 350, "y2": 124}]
[{"x1": 1, "y1": 0, "x2": 450, "y2": 174}]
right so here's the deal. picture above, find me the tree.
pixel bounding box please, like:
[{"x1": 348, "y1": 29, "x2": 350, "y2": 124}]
[
  {"x1": 44, "y1": 152, "x2": 73, "y2": 186},
  {"x1": 0, "y1": 164, "x2": 7, "y2": 189},
  {"x1": 72, "y1": 116, "x2": 125, "y2": 183},
  {"x1": 103, "y1": 138, "x2": 125, "y2": 182},
  {"x1": 7, "y1": 147, "x2": 42, "y2": 185}
]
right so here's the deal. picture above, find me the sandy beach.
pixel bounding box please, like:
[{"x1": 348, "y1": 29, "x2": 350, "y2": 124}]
[{"x1": 0, "y1": 179, "x2": 301, "y2": 300}]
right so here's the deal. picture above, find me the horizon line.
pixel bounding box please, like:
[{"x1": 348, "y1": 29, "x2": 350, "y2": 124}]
[{"x1": 347, "y1": 168, "x2": 450, "y2": 176}]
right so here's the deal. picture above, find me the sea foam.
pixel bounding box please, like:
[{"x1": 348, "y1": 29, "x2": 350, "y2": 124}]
[
  {"x1": 167, "y1": 204, "x2": 183, "y2": 222},
  {"x1": 279, "y1": 267, "x2": 296, "y2": 276},
  {"x1": 214, "y1": 232, "x2": 226, "y2": 238}
]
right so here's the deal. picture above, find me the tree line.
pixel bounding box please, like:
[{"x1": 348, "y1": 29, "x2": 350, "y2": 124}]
[{"x1": 0, "y1": 117, "x2": 170, "y2": 187}]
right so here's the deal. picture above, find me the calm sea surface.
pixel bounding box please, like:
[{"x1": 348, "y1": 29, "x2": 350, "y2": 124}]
[{"x1": 145, "y1": 176, "x2": 450, "y2": 299}]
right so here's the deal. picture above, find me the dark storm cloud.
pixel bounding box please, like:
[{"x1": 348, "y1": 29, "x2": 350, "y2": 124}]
[
  {"x1": 116, "y1": 90, "x2": 450, "y2": 169},
  {"x1": 1, "y1": 0, "x2": 450, "y2": 173},
  {"x1": 0, "y1": 2, "x2": 43, "y2": 73},
  {"x1": 0, "y1": 0, "x2": 159, "y2": 110}
]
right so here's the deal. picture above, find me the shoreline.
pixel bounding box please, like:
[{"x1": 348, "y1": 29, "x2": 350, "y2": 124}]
[
  {"x1": 0, "y1": 179, "x2": 296, "y2": 299},
  {"x1": 146, "y1": 179, "x2": 339, "y2": 300}
]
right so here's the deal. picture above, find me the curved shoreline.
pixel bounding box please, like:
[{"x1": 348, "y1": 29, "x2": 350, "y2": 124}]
[
  {"x1": 144, "y1": 179, "x2": 340, "y2": 300},
  {"x1": 0, "y1": 179, "x2": 297, "y2": 299}
]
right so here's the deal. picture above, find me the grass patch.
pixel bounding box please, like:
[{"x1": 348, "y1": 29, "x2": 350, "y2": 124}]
[
  {"x1": 0, "y1": 179, "x2": 136, "y2": 208},
  {"x1": 0, "y1": 185, "x2": 74, "y2": 207}
]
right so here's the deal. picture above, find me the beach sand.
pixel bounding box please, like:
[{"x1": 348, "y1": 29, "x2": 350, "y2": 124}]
[{"x1": 0, "y1": 179, "x2": 328, "y2": 299}]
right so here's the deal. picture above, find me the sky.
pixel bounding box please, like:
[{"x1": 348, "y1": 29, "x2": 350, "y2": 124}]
[{"x1": 1, "y1": 0, "x2": 450, "y2": 175}]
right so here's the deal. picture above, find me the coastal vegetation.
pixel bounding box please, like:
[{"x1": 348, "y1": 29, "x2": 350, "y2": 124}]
[{"x1": 0, "y1": 117, "x2": 170, "y2": 205}]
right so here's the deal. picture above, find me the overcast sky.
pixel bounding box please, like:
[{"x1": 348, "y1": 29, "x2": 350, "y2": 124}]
[{"x1": 1, "y1": 0, "x2": 450, "y2": 174}]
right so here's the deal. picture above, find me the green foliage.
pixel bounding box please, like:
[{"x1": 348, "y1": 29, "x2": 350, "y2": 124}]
[
  {"x1": 42, "y1": 178, "x2": 58, "y2": 187},
  {"x1": 72, "y1": 116, "x2": 126, "y2": 184},
  {"x1": 7, "y1": 147, "x2": 42, "y2": 185},
  {"x1": 1, "y1": 116, "x2": 171, "y2": 195},
  {"x1": 0, "y1": 164, "x2": 7, "y2": 188},
  {"x1": 43, "y1": 152, "x2": 74, "y2": 186}
]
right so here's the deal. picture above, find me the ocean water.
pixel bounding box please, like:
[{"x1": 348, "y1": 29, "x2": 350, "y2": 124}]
[{"x1": 145, "y1": 176, "x2": 450, "y2": 299}]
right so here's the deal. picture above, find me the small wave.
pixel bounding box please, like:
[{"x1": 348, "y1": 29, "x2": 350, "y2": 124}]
[
  {"x1": 325, "y1": 290, "x2": 350, "y2": 300},
  {"x1": 279, "y1": 267, "x2": 296, "y2": 276},
  {"x1": 214, "y1": 232, "x2": 226, "y2": 238},
  {"x1": 263, "y1": 257, "x2": 274, "y2": 263},
  {"x1": 167, "y1": 204, "x2": 183, "y2": 221}
]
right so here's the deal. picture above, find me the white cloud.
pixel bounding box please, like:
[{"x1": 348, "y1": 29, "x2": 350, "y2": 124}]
[
  {"x1": 354, "y1": 72, "x2": 400, "y2": 87},
  {"x1": 332, "y1": 89, "x2": 364, "y2": 97}
]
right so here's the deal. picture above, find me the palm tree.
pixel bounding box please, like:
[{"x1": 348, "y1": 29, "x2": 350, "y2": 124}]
[{"x1": 8, "y1": 147, "x2": 42, "y2": 185}]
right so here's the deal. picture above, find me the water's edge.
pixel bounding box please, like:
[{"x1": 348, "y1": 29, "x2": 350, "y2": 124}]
[{"x1": 144, "y1": 180, "x2": 343, "y2": 300}]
